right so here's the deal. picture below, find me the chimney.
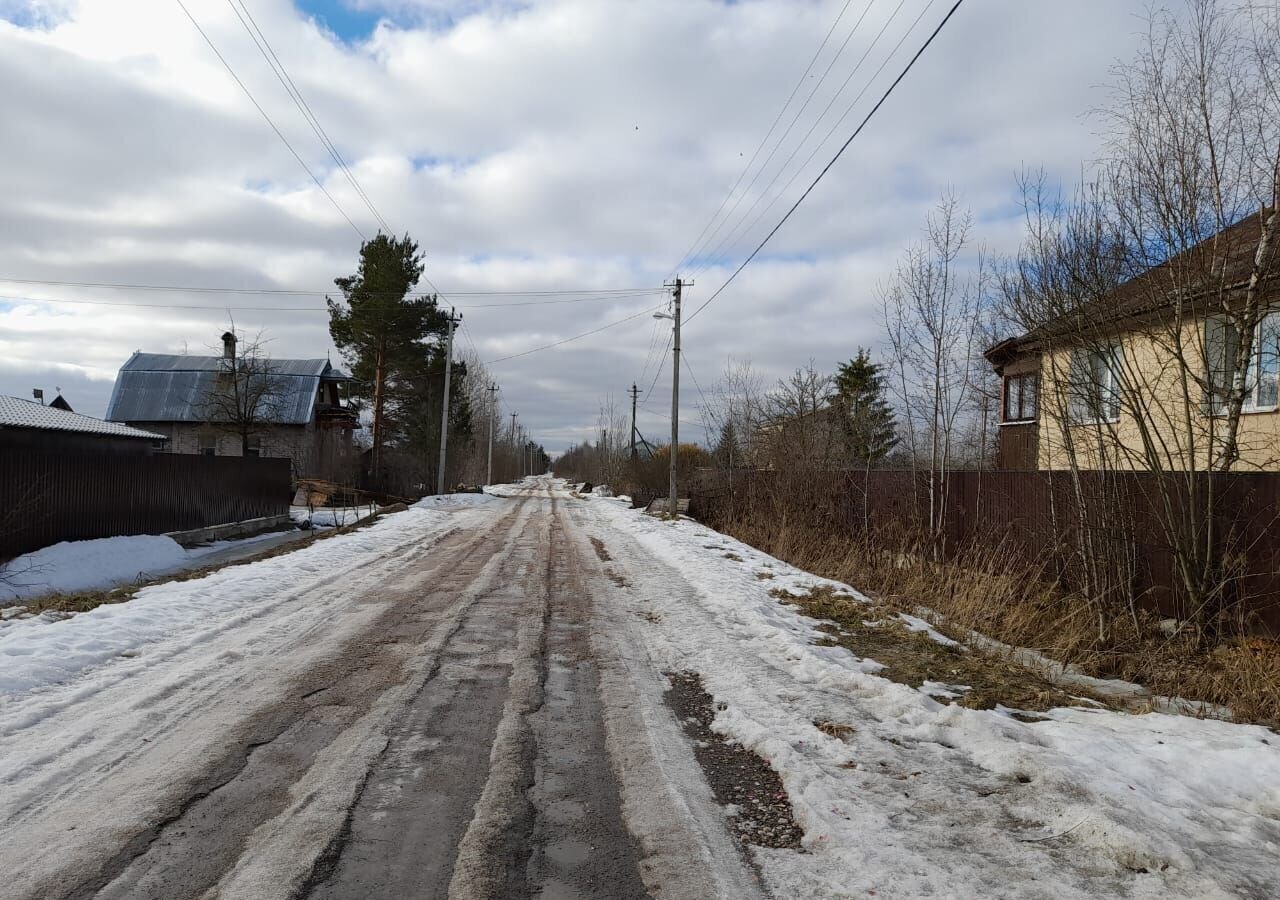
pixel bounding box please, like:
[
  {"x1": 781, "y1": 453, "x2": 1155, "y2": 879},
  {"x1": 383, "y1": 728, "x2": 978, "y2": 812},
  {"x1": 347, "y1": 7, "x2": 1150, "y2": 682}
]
[{"x1": 221, "y1": 331, "x2": 237, "y2": 360}]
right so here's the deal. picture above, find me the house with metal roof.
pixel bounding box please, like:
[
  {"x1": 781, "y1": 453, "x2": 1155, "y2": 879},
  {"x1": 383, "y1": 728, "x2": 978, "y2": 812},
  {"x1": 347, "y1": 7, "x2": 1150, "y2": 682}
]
[
  {"x1": 0, "y1": 394, "x2": 165, "y2": 455},
  {"x1": 106, "y1": 332, "x2": 359, "y2": 480}
]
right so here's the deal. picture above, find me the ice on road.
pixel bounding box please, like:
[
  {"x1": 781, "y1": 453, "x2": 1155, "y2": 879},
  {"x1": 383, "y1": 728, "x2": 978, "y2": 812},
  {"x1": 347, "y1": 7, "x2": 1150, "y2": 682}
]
[{"x1": 0, "y1": 477, "x2": 1275, "y2": 900}]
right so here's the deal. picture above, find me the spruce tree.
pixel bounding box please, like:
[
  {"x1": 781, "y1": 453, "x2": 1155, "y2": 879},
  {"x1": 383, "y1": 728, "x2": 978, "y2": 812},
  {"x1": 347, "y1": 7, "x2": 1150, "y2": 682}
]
[{"x1": 832, "y1": 349, "x2": 898, "y2": 465}]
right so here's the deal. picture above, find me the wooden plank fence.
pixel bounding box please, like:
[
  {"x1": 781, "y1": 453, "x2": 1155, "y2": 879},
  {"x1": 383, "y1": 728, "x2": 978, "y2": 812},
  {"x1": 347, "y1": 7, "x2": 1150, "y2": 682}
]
[{"x1": 1, "y1": 452, "x2": 291, "y2": 561}]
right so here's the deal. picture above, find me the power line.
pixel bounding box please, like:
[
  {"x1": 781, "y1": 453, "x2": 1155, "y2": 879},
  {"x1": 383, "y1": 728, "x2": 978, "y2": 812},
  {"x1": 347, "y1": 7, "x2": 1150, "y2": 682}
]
[
  {"x1": 1, "y1": 289, "x2": 669, "y2": 315},
  {"x1": 641, "y1": 334, "x2": 673, "y2": 403},
  {"x1": 484, "y1": 302, "x2": 666, "y2": 365},
  {"x1": 173, "y1": 0, "x2": 365, "y2": 239},
  {"x1": 694, "y1": 0, "x2": 935, "y2": 280},
  {"x1": 686, "y1": 0, "x2": 964, "y2": 325},
  {"x1": 691, "y1": 0, "x2": 918, "y2": 279},
  {"x1": 0, "y1": 276, "x2": 665, "y2": 297},
  {"x1": 668, "y1": 0, "x2": 860, "y2": 277},
  {"x1": 225, "y1": 0, "x2": 391, "y2": 234},
  {"x1": 0, "y1": 276, "x2": 661, "y2": 297},
  {"x1": 680, "y1": 0, "x2": 879, "y2": 277}
]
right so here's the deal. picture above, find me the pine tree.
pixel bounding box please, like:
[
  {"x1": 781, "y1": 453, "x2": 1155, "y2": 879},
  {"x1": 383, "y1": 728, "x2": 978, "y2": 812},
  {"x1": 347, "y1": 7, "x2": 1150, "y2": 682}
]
[
  {"x1": 327, "y1": 234, "x2": 449, "y2": 479},
  {"x1": 832, "y1": 349, "x2": 898, "y2": 465}
]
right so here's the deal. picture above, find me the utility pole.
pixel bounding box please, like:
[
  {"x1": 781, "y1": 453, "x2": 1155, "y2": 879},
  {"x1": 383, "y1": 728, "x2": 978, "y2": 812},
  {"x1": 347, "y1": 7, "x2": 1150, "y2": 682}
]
[
  {"x1": 658, "y1": 277, "x2": 688, "y2": 516},
  {"x1": 436, "y1": 308, "x2": 460, "y2": 495},
  {"x1": 486, "y1": 382, "x2": 498, "y2": 486},
  {"x1": 510, "y1": 412, "x2": 518, "y2": 480},
  {"x1": 629, "y1": 383, "x2": 639, "y2": 461}
]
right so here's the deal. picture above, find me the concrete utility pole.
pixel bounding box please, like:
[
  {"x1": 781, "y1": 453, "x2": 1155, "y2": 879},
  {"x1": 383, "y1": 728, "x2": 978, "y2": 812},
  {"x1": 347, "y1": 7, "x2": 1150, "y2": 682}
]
[
  {"x1": 629, "y1": 383, "x2": 639, "y2": 461},
  {"x1": 657, "y1": 277, "x2": 689, "y2": 515},
  {"x1": 436, "y1": 308, "x2": 460, "y2": 495},
  {"x1": 510, "y1": 412, "x2": 518, "y2": 479},
  {"x1": 486, "y1": 382, "x2": 498, "y2": 486}
]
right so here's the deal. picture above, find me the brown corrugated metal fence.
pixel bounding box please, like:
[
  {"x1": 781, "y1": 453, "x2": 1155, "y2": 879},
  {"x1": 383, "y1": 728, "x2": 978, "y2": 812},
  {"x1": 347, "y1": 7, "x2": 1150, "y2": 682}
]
[
  {"x1": 690, "y1": 468, "x2": 1280, "y2": 630},
  {"x1": 0, "y1": 452, "x2": 291, "y2": 561}
]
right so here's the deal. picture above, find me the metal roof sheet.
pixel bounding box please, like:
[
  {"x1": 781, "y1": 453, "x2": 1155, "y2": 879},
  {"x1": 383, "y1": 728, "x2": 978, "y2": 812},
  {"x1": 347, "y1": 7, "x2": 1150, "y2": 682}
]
[
  {"x1": 0, "y1": 395, "x2": 164, "y2": 440},
  {"x1": 107, "y1": 353, "x2": 350, "y2": 426},
  {"x1": 119, "y1": 353, "x2": 341, "y2": 377}
]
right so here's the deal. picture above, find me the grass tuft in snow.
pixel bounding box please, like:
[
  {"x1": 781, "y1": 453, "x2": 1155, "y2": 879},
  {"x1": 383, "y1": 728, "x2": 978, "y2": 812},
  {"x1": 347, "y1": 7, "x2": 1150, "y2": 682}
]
[{"x1": 773, "y1": 585, "x2": 1113, "y2": 714}]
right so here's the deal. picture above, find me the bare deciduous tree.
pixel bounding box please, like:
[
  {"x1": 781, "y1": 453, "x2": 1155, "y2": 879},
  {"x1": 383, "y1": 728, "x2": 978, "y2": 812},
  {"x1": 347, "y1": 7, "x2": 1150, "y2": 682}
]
[
  {"x1": 882, "y1": 193, "x2": 989, "y2": 552},
  {"x1": 197, "y1": 330, "x2": 288, "y2": 457}
]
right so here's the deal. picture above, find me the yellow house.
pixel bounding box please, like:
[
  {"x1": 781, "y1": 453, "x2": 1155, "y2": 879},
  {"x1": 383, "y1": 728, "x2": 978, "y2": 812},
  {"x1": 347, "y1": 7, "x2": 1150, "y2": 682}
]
[{"x1": 987, "y1": 211, "x2": 1280, "y2": 471}]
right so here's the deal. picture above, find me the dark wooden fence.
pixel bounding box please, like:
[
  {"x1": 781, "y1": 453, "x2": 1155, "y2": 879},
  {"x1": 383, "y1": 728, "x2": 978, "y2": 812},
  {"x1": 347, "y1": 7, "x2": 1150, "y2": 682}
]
[
  {"x1": 1, "y1": 452, "x2": 291, "y2": 561},
  {"x1": 690, "y1": 468, "x2": 1280, "y2": 631}
]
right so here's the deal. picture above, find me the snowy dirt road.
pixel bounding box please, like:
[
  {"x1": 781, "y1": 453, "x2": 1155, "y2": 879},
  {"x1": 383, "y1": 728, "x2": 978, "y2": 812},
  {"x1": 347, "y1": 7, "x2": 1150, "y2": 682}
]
[
  {"x1": 2, "y1": 477, "x2": 1277, "y2": 900},
  {"x1": 0, "y1": 482, "x2": 758, "y2": 900}
]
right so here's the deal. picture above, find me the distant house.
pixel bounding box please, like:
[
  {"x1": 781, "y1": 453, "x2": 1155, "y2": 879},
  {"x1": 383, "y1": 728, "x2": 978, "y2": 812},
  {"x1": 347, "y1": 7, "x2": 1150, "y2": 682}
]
[
  {"x1": 106, "y1": 332, "x2": 358, "y2": 480},
  {"x1": 0, "y1": 394, "x2": 164, "y2": 455}
]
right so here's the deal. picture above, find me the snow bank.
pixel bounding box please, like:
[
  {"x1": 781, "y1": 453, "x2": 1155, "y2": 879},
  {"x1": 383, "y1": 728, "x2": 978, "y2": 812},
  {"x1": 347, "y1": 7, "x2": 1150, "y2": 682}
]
[
  {"x1": 586, "y1": 499, "x2": 1280, "y2": 899},
  {"x1": 415, "y1": 493, "x2": 503, "y2": 510},
  {"x1": 1, "y1": 535, "x2": 197, "y2": 604},
  {"x1": 0, "y1": 505, "x2": 461, "y2": 702}
]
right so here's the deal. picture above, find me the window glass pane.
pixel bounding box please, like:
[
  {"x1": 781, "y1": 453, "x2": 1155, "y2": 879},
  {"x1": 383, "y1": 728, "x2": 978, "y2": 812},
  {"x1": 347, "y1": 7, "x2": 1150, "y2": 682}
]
[
  {"x1": 1068, "y1": 350, "x2": 1090, "y2": 423},
  {"x1": 1206, "y1": 315, "x2": 1241, "y2": 411},
  {"x1": 1004, "y1": 376, "x2": 1017, "y2": 421},
  {"x1": 1251, "y1": 314, "x2": 1280, "y2": 408},
  {"x1": 1022, "y1": 376, "x2": 1038, "y2": 420}
]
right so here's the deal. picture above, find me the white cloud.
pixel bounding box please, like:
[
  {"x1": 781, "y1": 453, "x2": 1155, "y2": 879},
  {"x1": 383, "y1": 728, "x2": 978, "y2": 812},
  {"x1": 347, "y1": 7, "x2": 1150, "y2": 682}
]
[{"x1": 0, "y1": 0, "x2": 1157, "y2": 450}]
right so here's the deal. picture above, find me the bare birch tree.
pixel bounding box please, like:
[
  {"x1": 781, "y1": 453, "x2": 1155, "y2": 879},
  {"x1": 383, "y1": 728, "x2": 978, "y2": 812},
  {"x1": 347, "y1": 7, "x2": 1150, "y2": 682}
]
[
  {"x1": 996, "y1": 0, "x2": 1280, "y2": 639},
  {"x1": 882, "y1": 193, "x2": 988, "y2": 552}
]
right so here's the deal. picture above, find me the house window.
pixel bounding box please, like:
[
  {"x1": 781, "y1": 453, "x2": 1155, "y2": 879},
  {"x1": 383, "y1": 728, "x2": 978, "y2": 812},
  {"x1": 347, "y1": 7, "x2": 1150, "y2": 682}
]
[
  {"x1": 1002, "y1": 374, "x2": 1038, "y2": 423},
  {"x1": 1069, "y1": 344, "x2": 1122, "y2": 424},
  {"x1": 198, "y1": 434, "x2": 217, "y2": 456},
  {"x1": 1206, "y1": 313, "x2": 1280, "y2": 412},
  {"x1": 245, "y1": 435, "x2": 262, "y2": 457}
]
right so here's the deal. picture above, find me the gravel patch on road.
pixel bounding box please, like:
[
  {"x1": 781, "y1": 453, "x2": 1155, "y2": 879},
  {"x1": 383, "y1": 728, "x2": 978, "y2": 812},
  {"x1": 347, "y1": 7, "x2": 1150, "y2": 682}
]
[{"x1": 663, "y1": 670, "x2": 804, "y2": 851}]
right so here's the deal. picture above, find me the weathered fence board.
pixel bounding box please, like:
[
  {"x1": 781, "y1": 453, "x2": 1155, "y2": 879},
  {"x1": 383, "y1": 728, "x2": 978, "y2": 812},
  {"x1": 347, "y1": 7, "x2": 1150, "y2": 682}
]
[{"x1": 0, "y1": 452, "x2": 291, "y2": 561}]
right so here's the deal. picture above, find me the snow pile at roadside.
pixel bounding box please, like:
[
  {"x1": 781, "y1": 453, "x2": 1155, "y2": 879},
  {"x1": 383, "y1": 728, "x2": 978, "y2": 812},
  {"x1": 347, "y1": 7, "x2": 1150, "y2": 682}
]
[
  {"x1": 2, "y1": 535, "x2": 203, "y2": 604},
  {"x1": 588, "y1": 502, "x2": 1280, "y2": 899},
  {"x1": 416, "y1": 492, "x2": 503, "y2": 510},
  {"x1": 290, "y1": 505, "x2": 378, "y2": 528},
  {"x1": 0, "y1": 505, "x2": 459, "y2": 702}
]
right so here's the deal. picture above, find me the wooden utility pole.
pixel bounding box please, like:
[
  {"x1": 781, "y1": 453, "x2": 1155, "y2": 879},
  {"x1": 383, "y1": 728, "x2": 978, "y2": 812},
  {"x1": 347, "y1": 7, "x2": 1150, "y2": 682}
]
[
  {"x1": 436, "y1": 308, "x2": 460, "y2": 495},
  {"x1": 629, "y1": 382, "x2": 639, "y2": 460},
  {"x1": 486, "y1": 382, "x2": 498, "y2": 486}
]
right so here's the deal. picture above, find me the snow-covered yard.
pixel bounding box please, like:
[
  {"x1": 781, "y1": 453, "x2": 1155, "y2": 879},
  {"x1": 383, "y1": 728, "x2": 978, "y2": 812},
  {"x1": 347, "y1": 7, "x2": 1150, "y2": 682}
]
[
  {"x1": 579, "y1": 490, "x2": 1280, "y2": 900},
  {"x1": 0, "y1": 530, "x2": 297, "y2": 606}
]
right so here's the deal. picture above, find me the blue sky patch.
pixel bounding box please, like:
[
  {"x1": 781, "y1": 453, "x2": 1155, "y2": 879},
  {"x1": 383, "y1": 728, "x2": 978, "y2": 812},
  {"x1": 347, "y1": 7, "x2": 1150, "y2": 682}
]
[
  {"x1": 294, "y1": 1, "x2": 385, "y2": 42},
  {"x1": 0, "y1": 2, "x2": 67, "y2": 29}
]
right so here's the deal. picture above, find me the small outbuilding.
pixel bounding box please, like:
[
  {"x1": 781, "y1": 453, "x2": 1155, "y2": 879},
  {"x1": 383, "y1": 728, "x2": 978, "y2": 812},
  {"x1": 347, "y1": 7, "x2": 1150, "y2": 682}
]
[{"x1": 0, "y1": 395, "x2": 165, "y2": 455}]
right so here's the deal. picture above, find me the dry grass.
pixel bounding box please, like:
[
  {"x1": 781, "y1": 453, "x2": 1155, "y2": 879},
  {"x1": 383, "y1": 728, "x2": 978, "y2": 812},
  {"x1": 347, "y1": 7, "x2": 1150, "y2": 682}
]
[
  {"x1": 773, "y1": 585, "x2": 1110, "y2": 713},
  {"x1": 724, "y1": 519, "x2": 1280, "y2": 726}
]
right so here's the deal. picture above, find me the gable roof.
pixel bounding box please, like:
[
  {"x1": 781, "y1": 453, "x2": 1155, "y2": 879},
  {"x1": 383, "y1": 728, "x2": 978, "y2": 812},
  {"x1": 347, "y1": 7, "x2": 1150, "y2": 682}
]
[
  {"x1": 988, "y1": 209, "x2": 1280, "y2": 364},
  {"x1": 0, "y1": 395, "x2": 164, "y2": 440},
  {"x1": 106, "y1": 353, "x2": 350, "y2": 426}
]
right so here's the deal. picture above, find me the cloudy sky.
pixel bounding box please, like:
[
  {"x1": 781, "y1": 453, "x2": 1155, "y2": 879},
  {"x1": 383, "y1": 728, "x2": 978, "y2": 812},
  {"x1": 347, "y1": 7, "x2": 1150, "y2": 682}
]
[{"x1": 0, "y1": 0, "x2": 1160, "y2": 453}]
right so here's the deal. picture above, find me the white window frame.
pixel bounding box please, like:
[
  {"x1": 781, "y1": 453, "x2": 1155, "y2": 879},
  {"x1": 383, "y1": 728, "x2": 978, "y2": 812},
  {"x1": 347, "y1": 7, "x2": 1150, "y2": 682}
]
[
  {"x1": 1243, "y1": 312, "x2": 1280, "y2": 412},
  {"x1": 1206, "y1": 312, "x2": 1279, "y2": 414},
  {"x1": 1069, "y1": 344, "x2": 1122, "y2": 425}
]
